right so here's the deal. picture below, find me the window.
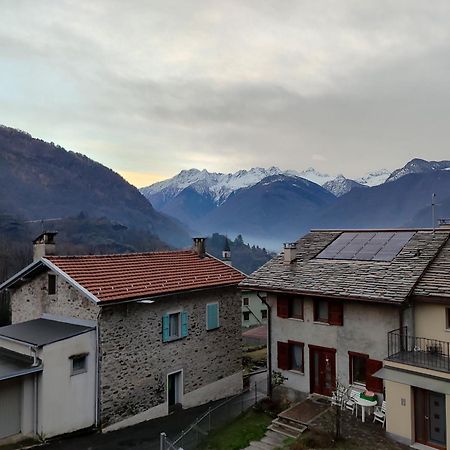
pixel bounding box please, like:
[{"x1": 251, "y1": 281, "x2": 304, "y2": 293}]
[
  {"x1": 277, "y1": 341, "x2": 304, "y2": 373},
  {"x1": 261, "y1": 309, "x2": 268, "y2": 319},
  {"x1": 48, "y1": 274, "x2": 56, "y2": 295},
  {"x1": 315, "y1": 300, "x2": 329, "y2": 322},
  {"x1": 313, "y1": 299, "x2": 344, "y2": 326},
  {"x1": 446, "y1": 308, "x2": 450, "y2": 329},
  {"x1": 243, "y1": 297, "x2": 249, "y2": 306},
  {"x1": 277, "y1": 295, "x2": 303, "y2": 319},
  {"x1": 70, "y1": 354, "x2": 88, "y2": 375},
  {"x1": 349, "y1": 352, "x2": 368, "y2": 385},
  {"x1": 162, "y1": 312, "x2": 188, "y2": 342},
  {"x1": 243, "y1": 311, "x2": 250, "y2": 321},
  {"x1": 206, "y1": 303, "x2": 219, "y2": 330},
  {"x1": 288, "y1": 298, "x2": 303, "y2": 319},
  {"x1": 169, "y1": 313, "x2": 180, "y2": 338}
]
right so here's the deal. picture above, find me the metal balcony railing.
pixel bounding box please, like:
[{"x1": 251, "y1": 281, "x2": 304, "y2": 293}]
[{"x1": 387, "y1": 327, "x2": 450, "y2": 373}]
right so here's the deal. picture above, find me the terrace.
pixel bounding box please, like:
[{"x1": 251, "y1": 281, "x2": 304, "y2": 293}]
[{"x1": 387, "y1": 327, "x2": 450, "y2": 373}]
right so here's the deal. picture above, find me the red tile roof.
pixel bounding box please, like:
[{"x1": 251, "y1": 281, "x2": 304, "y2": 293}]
[{"x1": 45, "y1": 251, "x2": 245, "y2": 304}]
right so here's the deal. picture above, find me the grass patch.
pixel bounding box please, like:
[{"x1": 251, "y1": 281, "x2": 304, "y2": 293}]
[
  {"x1": 201, "y1": 408, "x2": 272, "y2": 450},
  {"x1": 246, "y1": 347, "x2": 267, "y2": 362}
]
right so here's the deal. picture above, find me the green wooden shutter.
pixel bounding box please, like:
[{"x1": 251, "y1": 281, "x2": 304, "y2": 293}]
[
  {"x1": 162, "y1": 314, "x2": 170, "y2": 342},
  {"x1": 181, "y1": 312, "x2": 189, "y2": 337},
  {"x1": 207, "y1": 303, "x2": 219, "y2": 330}
]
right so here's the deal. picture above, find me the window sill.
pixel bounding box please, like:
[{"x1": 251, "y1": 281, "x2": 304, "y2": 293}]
[
  {"x1": 206, "y1": 327, "x2": 220, "y2": 332},
  {"x1": 288, "y1": 317, "x2": 304, "y2": 321},
  {"x1": 313, "y1": 321, "x2": 330, "y2": 326},
  {"x1": 164, "y1": 336, "x2": 185, "y2": 343},
  {"x1": 288, "y1": 369, "x2": 304, "y2": 375}
]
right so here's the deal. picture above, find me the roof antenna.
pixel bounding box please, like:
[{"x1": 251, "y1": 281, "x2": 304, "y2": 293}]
[{"x1": 432, "y1": 193, "x2": 437, "y2": 234}]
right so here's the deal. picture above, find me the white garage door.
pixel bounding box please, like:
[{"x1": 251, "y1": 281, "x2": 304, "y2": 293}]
[{"x1": 0, "y1": 378, "x2": 22, "y2": 439}]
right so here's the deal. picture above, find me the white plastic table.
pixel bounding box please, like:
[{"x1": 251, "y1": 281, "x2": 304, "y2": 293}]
[{"x1": 354, "y1": 396, "x2": 378, "y2": 423}]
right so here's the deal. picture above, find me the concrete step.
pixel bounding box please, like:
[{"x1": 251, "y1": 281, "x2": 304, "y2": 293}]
[
  {"x1": 272, "y1": 417, "x2": 307, "y2": 434},
  {"x1": 248, "y1": 440, "x2": 274, "y2": 450},
  {"x1": 262, "y1": 430, "x2": 286, "y2": 445},
  {"x1": 267, "y1": 423, "x2": 301, "y2": 439},
  {"x1": 261, "y1": 435, "x2": 284, "y2": 447}
]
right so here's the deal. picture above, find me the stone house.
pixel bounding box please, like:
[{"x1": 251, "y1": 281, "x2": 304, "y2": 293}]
[
  {"x1": 241, "y1": 227, "x2": 450, "y2": 449},
  {"x1": 0, "y1": 234, "x2": 244, "y2": 443}
]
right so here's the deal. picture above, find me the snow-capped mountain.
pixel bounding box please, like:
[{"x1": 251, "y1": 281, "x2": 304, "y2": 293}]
[
  {"x1": 386, "y1": 159, "x2": 450, "y2": 183},
  {"x1": 296, "y1": 168, "x2": 335, "y2": 185},
  {"x1": 322, "y1": 175, "x2": 367, "y2": 197},
  {"x1": 141, "y1": 166, "x2": 324, "y2": 207},
  {"x1": 356, "y1": 169, "x2": 391, "y2": 186}
]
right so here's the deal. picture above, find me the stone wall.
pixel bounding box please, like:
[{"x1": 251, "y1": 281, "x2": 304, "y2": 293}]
[
  {"x1": 10, "y1": 271, "x2": 99, "y2": 323},
  {"x1": 98, "y1": 286, "x2": 242, "y2": 426}
]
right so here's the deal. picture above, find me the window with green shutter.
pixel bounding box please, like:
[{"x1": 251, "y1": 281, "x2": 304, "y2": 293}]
[
  {"x1": 206, "y1": 303, "x2": 219, "y2": 330},
  {"x1": 162, "y1": 311, "x2": 188, "y2": 341}
]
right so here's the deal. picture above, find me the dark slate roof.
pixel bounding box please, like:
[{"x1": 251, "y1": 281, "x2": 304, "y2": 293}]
[
  {"x1": 0, "y1": 319, "x2": 94, "y2": 347},
  {"x1": 240, "y1": 230, "x2": 450, "y2": 304},
  {"x1": 0, "y1": 347, "x2": 42, "y2": 381},
  {"x1": 414, "y1": 237, "x2": 450, "y2": 298}
]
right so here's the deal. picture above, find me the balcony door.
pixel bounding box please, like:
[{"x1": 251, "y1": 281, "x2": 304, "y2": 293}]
[
  {"x1": 309, "y1": 345, "x2": 336, "y2": 397},
  {"x1": 414, "y1": 388, "x2": 446, "y2": 449}
]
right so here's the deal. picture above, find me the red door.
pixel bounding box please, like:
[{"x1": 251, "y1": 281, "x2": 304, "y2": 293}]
[{"x1": 310, "y1": 346, "x2": 336, "y2": 397}]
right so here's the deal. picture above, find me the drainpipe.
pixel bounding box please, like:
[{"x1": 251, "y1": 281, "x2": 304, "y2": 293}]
[
  {"x1": 34, "y1": 372, "x2": 39, "y2": 436},
  {"x1": 257, "y1": 292, "x2": 272, "y2": 398},
  {"x1": 95, "y1": 311, "x2": 101, "y2": 429}
]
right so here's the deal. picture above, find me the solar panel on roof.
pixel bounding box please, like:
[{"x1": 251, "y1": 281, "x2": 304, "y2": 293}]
[{"x1": 316, "y1": 231, "x2": 414, "y2": 262}]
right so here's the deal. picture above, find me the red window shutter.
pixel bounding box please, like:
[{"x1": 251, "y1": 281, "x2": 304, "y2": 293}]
[
  {"x1": 366, "y1": 359, "x2": 383, "y2": 392},
  {"x1": 328, "y1": 302, "x2": 343, "y2": 326},
  {"x1": 277, "y1": 341, "x2": 289, "y2": 370},
  {"x1": 277, "y1": 296, "x2": 289, "y2": 318}
]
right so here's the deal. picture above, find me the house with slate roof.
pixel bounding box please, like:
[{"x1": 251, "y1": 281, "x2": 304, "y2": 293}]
[
  {"x1": 0, "y1": 234, "x2": 244, "y2": 443},
  {"x1": 240, "y1": 225, "x2": 450, "y2": 449}
]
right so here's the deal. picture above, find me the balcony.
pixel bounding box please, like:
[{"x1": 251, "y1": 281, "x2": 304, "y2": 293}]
[{"x1": 387, "y1": 327, "x2": 450, "y2": 373}]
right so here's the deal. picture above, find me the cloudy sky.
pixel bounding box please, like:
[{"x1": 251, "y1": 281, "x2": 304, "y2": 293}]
[{"x1": 1, "y1": 1, "x2": 450, "y2": 187}]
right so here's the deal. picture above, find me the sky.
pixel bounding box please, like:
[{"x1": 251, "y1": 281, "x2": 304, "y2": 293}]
[{"x1": 1, "y1": 1, "x2": 450, "y2": 187}]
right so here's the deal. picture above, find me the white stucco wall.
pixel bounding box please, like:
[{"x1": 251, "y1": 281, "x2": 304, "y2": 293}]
[
  {"x1": 39, "y1": 330, "x2": 96, "y2": 437},
  {"x1": 269, "y1": 294, "x2": 400, "y2": 393}
]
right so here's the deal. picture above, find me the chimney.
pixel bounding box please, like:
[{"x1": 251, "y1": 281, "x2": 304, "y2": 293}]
[
  {"x1": 222, "y1": 238, "x2": 232, "y2": 267},
  {"x1": 33, "y1": 232, "x2": 57, "y2": 261},
  {"x1": 192, "y1": 237, "x2": 206, "y2": 258},
  {"x1": 283, "y1": 242, "x2": 297, "y2": 264}
]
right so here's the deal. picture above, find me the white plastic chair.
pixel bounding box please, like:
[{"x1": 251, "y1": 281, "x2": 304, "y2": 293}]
[
  {"x1": 331, "y1": 390, "x2": 344, "y2": 409},
  {"x1": 373, "y1": 401, "x2": 387, "y2": 427},
  {"x1": 344, "y1": 389, "x2": 359, "y2": 415}
]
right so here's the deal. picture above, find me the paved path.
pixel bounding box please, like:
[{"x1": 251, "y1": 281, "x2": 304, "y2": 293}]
[{"x1": 41, "y1": 372, "x2": 267, "y2": 450}]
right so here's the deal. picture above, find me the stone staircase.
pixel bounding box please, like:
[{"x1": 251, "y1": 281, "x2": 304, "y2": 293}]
[
  {"x1": 268, "y1": 415, "x2": 307, "y2": 438},
  {"x1": 244, "y1": 414, "x2": 306, "y2": 449}
]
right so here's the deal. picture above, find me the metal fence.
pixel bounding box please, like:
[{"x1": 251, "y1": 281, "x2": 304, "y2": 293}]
[
  {"x1": 160, "y1": 375, "x2": 267, "y2": 450},
  {"x1": 387, "y1": 326, "x2": 450, "y2": 372}
]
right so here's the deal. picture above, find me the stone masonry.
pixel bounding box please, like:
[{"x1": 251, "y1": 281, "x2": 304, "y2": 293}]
[
  {"x1": 99, "y1": 286, "x2": 242, "y2": 426},
  {"x1": 9, "y1": 270, "x2": 243, "y2": 428}
]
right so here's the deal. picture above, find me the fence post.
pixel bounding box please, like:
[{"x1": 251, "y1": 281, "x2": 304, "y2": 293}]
[{"x1": 160, "y1": 432, "x2": 166, "y2": 450}]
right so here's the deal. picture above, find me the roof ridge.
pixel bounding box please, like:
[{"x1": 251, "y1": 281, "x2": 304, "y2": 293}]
[{"x1": 46, "y1": 249, "x2": 196, "y2": 259}]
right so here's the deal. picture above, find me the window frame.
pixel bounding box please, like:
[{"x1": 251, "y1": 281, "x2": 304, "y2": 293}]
[
  {"x1": 206, "y1": 302, "x2": 220, "y2": 331},
  {"x1": 446, "y1": 308, "x2": 450, "y2": 330},
  {"x1": 314, "y1": 299, "x2": 329, "y2": 323},
  {"x1": 168, "y1": 311, "x2": 182, "y2": 340},
  {"x1": 261, "y1": 309, "x2": 268, "y2": 320},
  {"x1": 288, "y1": 297, "x2": 304, "y2": 320},
  {"x1": 288, "y1": 340, "x2": 305, "y2": 373},
  {"x1": 243, "y1": 297, "x2": 249, "y2": 306},
  {"x1": 70, "y1": 353, "x2": 88, "y2": 376},
  {"x1": 348, "y1": 351, "x2": 369, "y2": 386},
  {"x1": 243, "y1": 311, "x2": 250, "y2": 321},
  {"x1": 48, "y1": 273, "x2": 57, "y2": 295}
]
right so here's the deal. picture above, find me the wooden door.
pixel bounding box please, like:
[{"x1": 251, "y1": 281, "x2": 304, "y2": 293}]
[
  {"x1": 310, "y1": 346, "x2": 336, "y2": 397},
  {"x1": 414, "y1": 388, "x2": 446, "y2": 449}
]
